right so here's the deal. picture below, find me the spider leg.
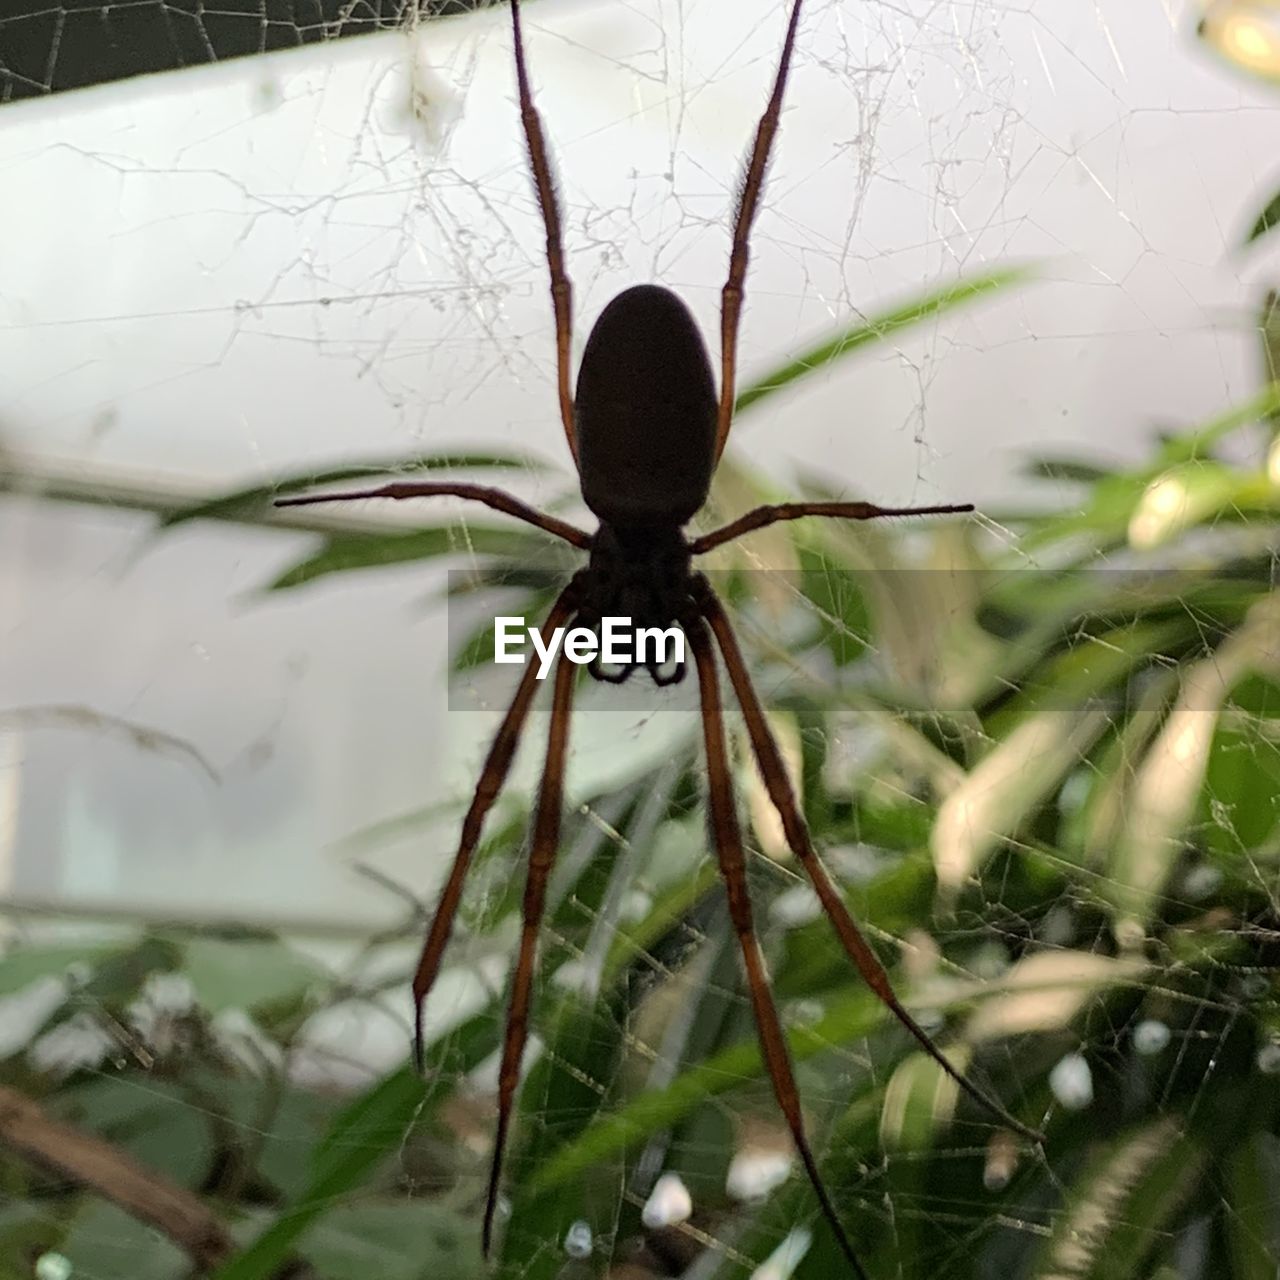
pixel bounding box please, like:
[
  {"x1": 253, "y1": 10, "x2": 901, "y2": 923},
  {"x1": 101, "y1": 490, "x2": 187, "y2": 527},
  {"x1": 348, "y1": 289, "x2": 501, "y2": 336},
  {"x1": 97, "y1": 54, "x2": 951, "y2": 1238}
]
[
  {"x1": 695, "y1": 579, "x2": 1046, "y2": 1145},
  {"x1": 510, "y1": 0, "x2": 578, "y2": 462},
  {"x1": 275, "y1": 481, "x2": 591, "y2": 549},
  {"x1": 482, "y1": 645, "x2": 577, "y2": 1256},
  {"x1": 687, "y1": 615, "x2": 870, "y2": 1280},
  {"x1": 715, "y1": 0, "x2": 806, "y2": 461},
  {"x1": 408, "y1": 578, "x2": 583, "y2": 1071},
  {"x1": 690, "y1": 499, "x2": 974, "y2": 555}
]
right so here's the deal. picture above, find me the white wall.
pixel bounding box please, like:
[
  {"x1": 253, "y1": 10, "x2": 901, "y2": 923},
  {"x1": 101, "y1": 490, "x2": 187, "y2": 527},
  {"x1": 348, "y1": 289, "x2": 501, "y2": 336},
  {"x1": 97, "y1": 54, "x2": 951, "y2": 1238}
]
[{"x1": 1, "y1": 0, "x2": 1278, "y2": 927}]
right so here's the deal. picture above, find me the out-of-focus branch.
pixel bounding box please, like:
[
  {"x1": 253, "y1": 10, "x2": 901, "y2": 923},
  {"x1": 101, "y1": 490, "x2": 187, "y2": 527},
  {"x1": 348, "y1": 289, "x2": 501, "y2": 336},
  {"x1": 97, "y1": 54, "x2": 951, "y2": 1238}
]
[
  {"x1": 0, "y1": 1083, "x2": 319, "y2": 1277},
  {"x1": 0, "y1": 1083, "x2": 232, "y2": 1268}
]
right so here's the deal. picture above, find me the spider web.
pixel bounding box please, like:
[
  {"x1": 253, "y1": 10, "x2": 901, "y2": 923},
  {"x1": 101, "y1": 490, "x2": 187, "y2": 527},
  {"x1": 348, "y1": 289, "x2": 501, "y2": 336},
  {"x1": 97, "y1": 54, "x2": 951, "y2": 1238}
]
[{"x1": 1, "y1": 1, "x2": 1279, "y2": 1278}]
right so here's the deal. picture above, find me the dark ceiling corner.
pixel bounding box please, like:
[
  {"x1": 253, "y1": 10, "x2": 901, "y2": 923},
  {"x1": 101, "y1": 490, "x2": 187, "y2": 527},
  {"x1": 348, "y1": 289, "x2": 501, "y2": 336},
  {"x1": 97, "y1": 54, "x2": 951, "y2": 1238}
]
[{"x1": 0, "y1": 0, "x2": 488, "y2": 103}]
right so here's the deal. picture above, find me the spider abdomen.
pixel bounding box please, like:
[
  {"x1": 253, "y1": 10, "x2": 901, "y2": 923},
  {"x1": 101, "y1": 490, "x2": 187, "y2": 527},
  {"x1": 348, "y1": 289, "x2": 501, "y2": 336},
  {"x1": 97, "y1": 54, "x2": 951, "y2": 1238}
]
[{"x1": 574, "y1": 284, "x2": 717, "y2": 528}]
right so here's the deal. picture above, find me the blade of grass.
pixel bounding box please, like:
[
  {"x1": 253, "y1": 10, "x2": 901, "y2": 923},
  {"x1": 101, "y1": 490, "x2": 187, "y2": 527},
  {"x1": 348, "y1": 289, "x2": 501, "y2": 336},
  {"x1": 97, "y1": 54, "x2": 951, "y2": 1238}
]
[
  {"x1": 265, "y1": 526, "x2": 550, "y2": 592},
  {"x1": 211, "y1": 1010, "x2": 498, "y2": 1280},
  {"x1": 159, "y1": 452, "x2": 549, "y2": 530},
  {"x1": 524, "y1": 987, "x2": 888, "y2": 1194},
  {"x1": 733, "y1": 264, "x2": 1034, "y2": 416}
]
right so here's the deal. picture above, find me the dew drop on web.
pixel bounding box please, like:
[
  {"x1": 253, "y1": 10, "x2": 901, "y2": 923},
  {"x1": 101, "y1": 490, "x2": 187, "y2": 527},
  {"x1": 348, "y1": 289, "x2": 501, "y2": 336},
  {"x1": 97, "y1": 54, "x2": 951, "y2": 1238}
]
[
  {"x1": 1049, "y1": 1051, "x2": 1093, "y2": 1110},
  {"x1": 1132, "y1": 1019, "x2": 1171, "y2": 1056},
  {"x1": 35, "y1": 1254, "x2": 72, "y2": 1280},
  {"x1": 563, "y1": 1219, "x2": 592, "y2": 1259},
  {"x1": 641, "y1": 1172, "x2": 693, "y2": 1229},
  {"x1": 1257, "y1": 1041, "x2": 1280, "y2": 1076}
]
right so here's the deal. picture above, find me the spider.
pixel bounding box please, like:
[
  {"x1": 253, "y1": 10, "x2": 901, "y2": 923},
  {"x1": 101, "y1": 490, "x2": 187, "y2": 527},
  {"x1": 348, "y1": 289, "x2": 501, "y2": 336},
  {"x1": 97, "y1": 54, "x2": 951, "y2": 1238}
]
[{"x1": 279, "y1": 1, "x2": 1044, "y2": 1272}]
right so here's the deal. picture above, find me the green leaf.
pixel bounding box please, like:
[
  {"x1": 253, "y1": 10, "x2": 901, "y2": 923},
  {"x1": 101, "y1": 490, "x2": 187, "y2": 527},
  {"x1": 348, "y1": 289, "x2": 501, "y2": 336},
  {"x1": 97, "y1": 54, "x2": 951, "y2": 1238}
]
[
  {"x1": 879, "y1": 1043, "x2": 968, "y2": 1151},
  {"x1": 205, "y1": 1070, "x2": 341, "y2": 1201},
  {"x1": 211, "y1": 1011, "x2": 497, "y2": 1280},
  {"x1": 1108, "y1": 595, "x2": 1280, "y2": 936},
  {"x1": 265, "y1": 526, "x2": 547, "y2": 592},
  {"x1": 498, "y1": 992, "x2": 630, "y2": 1278},
  {"x1": 931, "y1": 704, "x2": 1111, "y2": 895},
  {"x1": 1126, "y1": 460, "x2": 1255, "y2": 549},
  {"x1": 54, "y1": 1077, "x2": 214, "y2": 1189},
  {"x1": 1019, "y1": 381, "x2": 1280, "y2": 553},
  {"x1": 1243, "y1": 185, "x2": 1280, "y2": 248},
  {"x1": 177, "y1": 934, "x2": 327, "y2": 1015},
  {"x1": 299, "y1": 1201, "x2": 479, "y2": 1280},
  {"x1": 602, "y1": 861, "x2": 720, "y2": 981},
  {"x1": 696, "y1": 1088, "x2": 886, "y2": 1280},
  {"x1": 0, "y1": 1198, "x2": 60, "y2": 1264},
  {"x1": 1198, "y1": 674, "x2": 1280, "y2": 858},
  {"x1": 525, "y1": 986, "x2": 888, "y2": 1194},
  {"x1": 734, "y1": 263, "x2": 1034, "y2": 415},
  {"x1": 159, "y1": 452, "x2": 548, "y2": 530},
  {"x1": 59, "y1": 1201, "x2": 189, "y2": 1280},
  {"x1": 0, "y1": 944, "x2": 113, "y2": 999},
  {"x1": 1030, "y1": 1115, "x2": 1205, "y2": 1280},
  {"x1": 1022, "y1": 455, "x2": 1116, "y2": 483},
  {"x1": 1224, "y1": 1134, "x2": 1280, "y2": 1280},
  {"x1": 32, "y1": 936, "x2": 183, "y2": 1029}
]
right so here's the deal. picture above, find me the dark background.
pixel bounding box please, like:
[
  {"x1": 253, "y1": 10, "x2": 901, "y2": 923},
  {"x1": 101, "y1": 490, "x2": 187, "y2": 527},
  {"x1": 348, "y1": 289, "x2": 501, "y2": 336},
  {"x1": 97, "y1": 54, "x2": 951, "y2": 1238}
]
[{"x1": 0, "y1": 0, "x2": 487, "y2": 102}]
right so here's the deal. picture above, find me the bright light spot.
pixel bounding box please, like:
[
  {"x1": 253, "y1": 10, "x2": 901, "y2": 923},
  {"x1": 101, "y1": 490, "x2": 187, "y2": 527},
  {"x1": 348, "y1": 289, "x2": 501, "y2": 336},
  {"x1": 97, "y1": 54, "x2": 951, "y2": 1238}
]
[
  {"x1": 983, "y1": 1130, "x2": 1019, "y2": 1191},
  {"x1": 785, "y1": 998, "x2": 825, "y2": 1028},
  {"x1": 1132, "y1": 1019, "x2": 1171, "y2": 1056},
  {"x1": 550, "y1": 958, "x2": 589, "y2": 992},
  {"x1": 211, "y1": 1008, "x2": 282, "y2": 1073},
  {"x1": 1128, "y1": 472, "x2": 1187, "y2": 548},
  {"x1": 620, "y1": 888, "x2": 652, "y2": 921},
  {"x1": 1114, "y1": 917, "x2": 1147, "y2": 952},
  {"x1": 127, "y1": 972, "x2": 197, "y2": 1043},
  {"x1": 1167, "y1": 715, "x2": 1207, "y2": 768},
  {"x1": 1240, "y1": 973, "x2": 1270, "y2": 1000},
  {"x1": 1269, "y1": 435, "x2": 1280, "y2": 487},
  {"x1": 1183, "y1": 864, "x2": 1223, "y2": 900},
  {"x1": 750, "y1": 1227, "x2": 813, "y2": 1280},
  {"x1": 726, "y1": 1147, "x2": 793, "y2": 1201},
  {"x1": 1226, "y1": 12, "x2": 1276, "y2": 59},
  {"x1": 35, "y1": 1254, "x2": 72, "y2": 1280},
  {"x1": 1049, "y1": 1052, "x2": 1093, "y2": 1110},
  {"x1": 28, "y1": 1012, "x2": 114, "y2": 1077},
  {"x1": 1257, "y1": 1042, "x2": 1280, "y2": 1076},
  {"x1": 641, "y1": 1172, "x2": 693, "y2": 1229},
  {"x1": 1199, "y1": 2, "x2": 1280, "y2": 79},
  {"x1": 563, "y1": 1220, "x2": 593, "y2": 1259},
  {"x1": 770, "y1": 883, "x2": 821, "y2": 927}
]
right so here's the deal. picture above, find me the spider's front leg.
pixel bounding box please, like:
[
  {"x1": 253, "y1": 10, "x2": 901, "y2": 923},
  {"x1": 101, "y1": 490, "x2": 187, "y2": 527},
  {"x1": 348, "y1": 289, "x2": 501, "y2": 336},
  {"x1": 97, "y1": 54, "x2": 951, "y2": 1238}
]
[
  {"x1": 692, "y1": 575, "x2": 1046, "y2": 1145},
  {"x1": 407, "y1": 576, "x2": 583, "y2": 1068},
  {"x1": 275, "y1": 480, "x2": 591, "y2": 548},
  {"x1": 686, "y1": 614, "x2": 871, "y2": 1279},
  {"x1": 483, "y1": 646, "x2": 578, "y2": 1256}
]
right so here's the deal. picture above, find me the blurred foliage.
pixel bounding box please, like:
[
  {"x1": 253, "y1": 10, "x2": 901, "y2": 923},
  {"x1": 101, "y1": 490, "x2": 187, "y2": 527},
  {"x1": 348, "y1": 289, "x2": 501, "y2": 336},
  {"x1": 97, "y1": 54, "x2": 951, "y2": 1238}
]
[{"x1": 3, "y1": 261, "x2": 1280, "y2": 1280}]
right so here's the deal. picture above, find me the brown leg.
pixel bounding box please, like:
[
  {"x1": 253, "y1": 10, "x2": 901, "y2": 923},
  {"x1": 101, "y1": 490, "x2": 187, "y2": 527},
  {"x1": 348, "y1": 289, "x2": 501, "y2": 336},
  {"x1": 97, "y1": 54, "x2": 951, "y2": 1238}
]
[
  {"x1": 510, "y1": 0, "x2": 578, "y2": 462},
  {"x1": 408, "y1": 579, "x2": 582, "y2": 1070},
  {"x1": 482, "y1": 646, "x2": 577, "y2": 1256},
  {"x1": 275, "y1": 480, "x2": 591, "y2": 549},
  {"x1": 687, "y1": 614, "x2": 870, "y2": 1279},
  {"x1": 715, "y1": 0, "x2": 806, "y2": 460},
  {"x1": 689, "y1": 499, "x2": 974, "y2": 555},
  {"x1": 696, "y1": 579, "x2": 1045, "y2": 1144}
]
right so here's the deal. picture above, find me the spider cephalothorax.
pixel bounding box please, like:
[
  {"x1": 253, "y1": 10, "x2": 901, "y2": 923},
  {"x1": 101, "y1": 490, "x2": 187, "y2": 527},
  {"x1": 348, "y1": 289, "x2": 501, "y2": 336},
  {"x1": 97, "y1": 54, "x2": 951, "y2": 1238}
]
[
  {"x1": 575, "y1": 531, "x2": 695, "y2": 686},
  {"x1": 278, "y1": 3, "x2": 1042, "y2": 1274}
]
